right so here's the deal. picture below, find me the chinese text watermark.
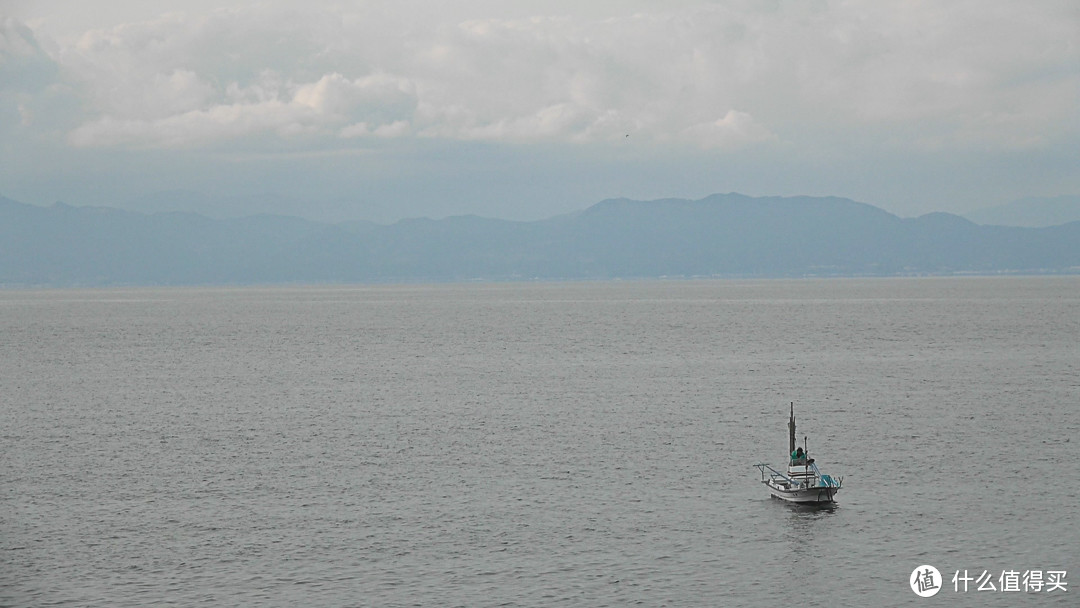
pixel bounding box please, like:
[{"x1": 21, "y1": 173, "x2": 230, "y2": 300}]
[{"x1": 911, "y1": 566, "x2": 1067, "y2": 597}]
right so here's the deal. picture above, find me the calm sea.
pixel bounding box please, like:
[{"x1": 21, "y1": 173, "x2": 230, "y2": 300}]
[{"x1": 2, "y1": 278, "x2": 1077, "y2": 606}]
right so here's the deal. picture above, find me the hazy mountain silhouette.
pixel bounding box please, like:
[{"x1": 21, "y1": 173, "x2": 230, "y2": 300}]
[
  {"x1": 963, "y1": 195, "x2": 1080, "y2": 228},
  {"x1": 2, "y1": 193, "x2": 1078, "y2": 286}
]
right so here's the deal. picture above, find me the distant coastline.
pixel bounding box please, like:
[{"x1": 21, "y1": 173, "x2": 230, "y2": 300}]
[{"x1": 2, "y1": 193, "x2": 1079, "y2": 287}]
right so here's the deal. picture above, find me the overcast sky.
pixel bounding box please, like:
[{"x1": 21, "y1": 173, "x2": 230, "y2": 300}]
[{"x1": 2, "y1": 0, "x2": 1077, "y2": 222}]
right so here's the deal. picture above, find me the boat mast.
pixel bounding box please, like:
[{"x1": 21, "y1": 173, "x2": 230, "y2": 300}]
[{"x1": 788, "y1": 402, "x2": 796, "y2": 455}]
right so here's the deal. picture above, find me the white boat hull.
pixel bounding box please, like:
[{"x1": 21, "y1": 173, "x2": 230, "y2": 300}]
[
  {"x1": 754, "y1": 404, "x2": 844, "y2": 505},
  {"x1": 763, "y1": 479, "x2": 839, "y2": 504}
]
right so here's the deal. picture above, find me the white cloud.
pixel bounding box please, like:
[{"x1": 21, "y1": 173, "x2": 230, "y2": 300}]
[
  {"x1": 8, "y1": 1, "x2": 1080, "y2": 153},
  {"x1": 67, "y1": 100, "x2": 300, "y2": 148},
  {"x1": 374, "y1": 120, "x2": 411, "y2": 138},
  {"x1": 65, "y1": 70, "x2": 420, "y2": 148},
  {"x1": 681, "y1": 110, "x2": 776, "y2": 150}
]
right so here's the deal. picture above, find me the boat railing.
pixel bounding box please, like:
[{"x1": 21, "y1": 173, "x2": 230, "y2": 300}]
[
  {"x1": 810, "y1": 462, "x2": 843, "y2": 488},
  {"x1": 756, "y1": 461, "x2": 842, "y2": 489},
  {"x1": 753, "y1": 463, "x2": 797, "y2": 485}
]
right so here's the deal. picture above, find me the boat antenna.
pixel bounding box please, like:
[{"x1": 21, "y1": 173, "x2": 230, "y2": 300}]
[{"x1": 788, "y1": 402, "x2": 796, "y2": 455}]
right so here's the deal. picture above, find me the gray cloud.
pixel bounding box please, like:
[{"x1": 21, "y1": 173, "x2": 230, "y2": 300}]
[
  {"x1": 1, "y1": 1, "x2": 1077, "y2": 220},
  {"x1": 1, "y1": 16, "x2": 59, "y2": 93},
  {"x1": 30, "y1": 2, "x2": 1072, "y2": 152}
]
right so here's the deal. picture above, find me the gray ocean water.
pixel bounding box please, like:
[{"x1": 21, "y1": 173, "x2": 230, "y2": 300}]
[{"x1": 2, "y1": 277, "x2": 1077, "y2": 607}]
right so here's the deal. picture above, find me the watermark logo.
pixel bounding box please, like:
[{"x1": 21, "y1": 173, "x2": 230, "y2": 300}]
[
  {"x1": 909, "y1": 566, "x2": 1068, "y2": 595},
  {"x1": 911, "y1": 565, "x2": 942, "y2": 597}
]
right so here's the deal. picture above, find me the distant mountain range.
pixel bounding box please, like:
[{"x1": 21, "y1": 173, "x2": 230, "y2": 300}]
[
  {"x1": 2, "y1": 193, "x2": 1078, "y2": 286},
  {"x1": 962, "y1": 195, "x2": 1080, "y2": 228}
]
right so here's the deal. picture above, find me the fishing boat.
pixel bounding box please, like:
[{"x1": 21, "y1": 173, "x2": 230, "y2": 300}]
[{"x1": 754, "y1": 403, "x2": 842, "y2": 504}]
